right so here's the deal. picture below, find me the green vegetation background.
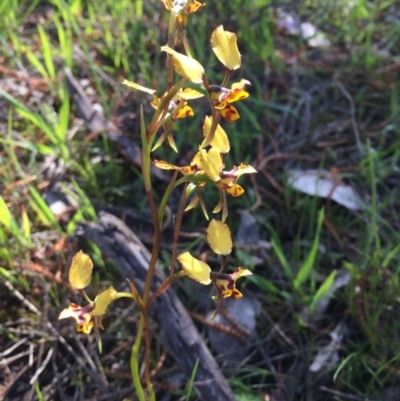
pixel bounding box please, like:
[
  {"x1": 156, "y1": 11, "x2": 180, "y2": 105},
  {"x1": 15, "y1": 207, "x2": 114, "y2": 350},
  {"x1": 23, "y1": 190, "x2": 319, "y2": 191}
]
[{"x1": 1, "y1": 0, "x2": 400, "y2": 400}]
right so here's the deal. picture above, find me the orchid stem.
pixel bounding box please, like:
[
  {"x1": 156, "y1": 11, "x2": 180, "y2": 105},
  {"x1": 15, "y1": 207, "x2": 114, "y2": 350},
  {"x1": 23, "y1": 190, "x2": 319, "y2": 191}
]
[
  {"x1": 167, "y1": 11, "x2": 177, "y2": 90},
  {"x1": 169, "y1": 184, "x2": 188, "y2": 277},
  {"x1": 130, "y1": 314, "x2": 146, "y2": 401}
]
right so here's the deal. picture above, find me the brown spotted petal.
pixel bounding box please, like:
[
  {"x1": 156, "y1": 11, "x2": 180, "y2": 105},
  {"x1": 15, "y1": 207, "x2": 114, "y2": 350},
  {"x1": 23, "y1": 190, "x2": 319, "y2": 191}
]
[
  {"x1": 58, "y1": 302, "x2": 95, "y2": 333},
  {"x1": 209, "y1": 80, "x2": 251, "y2": 123},
  {"x1": 210, "y1": 267, "x2": 252, "y2": 299}
]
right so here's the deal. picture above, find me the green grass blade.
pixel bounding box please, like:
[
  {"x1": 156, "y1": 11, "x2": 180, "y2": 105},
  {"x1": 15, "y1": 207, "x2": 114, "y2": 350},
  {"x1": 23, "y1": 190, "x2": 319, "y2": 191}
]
[
  {"x1": 0, "y1": 196, "x2": 27, "y2": 246},
  {"x1": 248, "y1": 274, "x2": 279, "y2": 294},
  {"x1": 53, "y1": 13, "x2": 73, "y2": 68},
  {"x1": 28, "y1": 187, "x2": 62, "y2": 232},
  {"x1": 0, "y1": 89, "x2": 69, "y2": 159},
  {"x1": 0, "y1": 137, "x2": 56, "y2": 155},
  {"x1": 26, "y1": 48, "x2": 49, "y2": 80},
  {"x1": 294, "y1": 207, "x2": 324, "y2": 291},
  {"x1": 310, "y1": 270, "x2": 336, "y2": 313},
  {"x1": 382, "y1": 242, "x2": 400, "y2": 269},
  {"x1": 185, "y1": 358, "x2": 199, "y2": 401},
  {"x1": 0, "y1": 196, "x2": 17, "y2": 231},
  {"x1": 37, "y1": 24, "x2": 56, "y2": 81},
  {"x1": 367, "y1": 140, "x2": 381, "y2": 253},
  {"x1": 270, "y1": 231, "x2": 293, "y2": 281},
  {"x1": 57, "y1": 92, "x2": 70, "y2": 142},
  {"x1": 70, "y1": 180, "x2": 97, "y2": 220},
  {"x1": 21, "y1": 205, "x2": 32, "y2": 246},
  {"x1": 0, "y1": 89, "x2": 57, "y2": 144}
]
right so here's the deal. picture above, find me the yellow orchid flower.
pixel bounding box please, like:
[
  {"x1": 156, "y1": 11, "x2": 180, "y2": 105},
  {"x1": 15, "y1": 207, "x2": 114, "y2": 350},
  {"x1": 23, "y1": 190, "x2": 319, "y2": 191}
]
[
  {"x1": 178, "y1": 221, "x2": 252, "y2": 300},
  {"x1": 211, "y1": 163, "x2": 257, "y2": 218},
  {"x1": 196, "y1": 152, "x2": 257, "y2": 196},
  {"x1": 153, "y1": 88, "x2": 203, "y2": 119},
  {"x1": 209, "y1": 79, "x2": 251, "y2": 122},
  {"x1": 160, "y1": 0, "x2": 205, "y2": 27},
  {"x1": 211, "y1": 25, "x2": 241, "y2": 71},
  {"x1": 123, "y1": 80, "x2": 202, "y2": 150},
  {"x1": 197, "y1": 152, "x2": 256, "y2": 198},
  {"x1": 154, "y1": 152, "x2": 256, "y2": 219},
  {"x1": 58, "y1": 286, "x2": 116, "y2": 335},
  {"x1": 58, "y1": 251, "x2": 117, "y2": 352},
  {"x1": 217, "y1": 163, "x2": 257, "y2": 197},
  {"x1": 210, "y1": 267, "x2": 252, "y2": 299},
  {"x1": 122, "y1": 80, "x2": 196, "y2": 120}
]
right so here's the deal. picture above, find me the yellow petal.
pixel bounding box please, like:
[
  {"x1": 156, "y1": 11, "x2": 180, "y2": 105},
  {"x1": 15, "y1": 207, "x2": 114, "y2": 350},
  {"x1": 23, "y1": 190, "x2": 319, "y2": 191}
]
[
  {"x1": 225, "y1": 184, "x2": 245, "y2": 197},
  {"x1": 161, "y1": 47, "x2": 205, "y2": 83},
  {"x1": 122, "y1": 79, "x2": 157, "y2": 95},
  {"x1": 232, "y1": 267, "x2": 253, "y2": 280},
  {"x1": 212, "y1": 195, "x2": 223, "y2": 214},
  {"x1": 231, "y1": 79, "x2": 251, "y2": 92},
  {"x1": 69, "y1": 251, "x2": 93, "y2": 290},
  {"x1": 206, "y1": 219, "x2": 232, "y2": 255},
  {"x1": 230, "y1": 289, "x2": 243, "y2": 299},
  {"x1": 153, "y1": 159, "x2": 197, "y2": 175},
  {"x1": 227, "y1": 90, "x2": 249, "y2": 103},
  {"x1": 185, "y1": 187, "x2": 210, "y2": 220},
  {"x1": 152, "y1": 131, "x2": 169, "y2": 152},
  {"x1": 93, "y1": 286, "x2": 117, "y2": 316},
  {"x1": 77, "y1": 322, "x2": 94, "y2": 334},
  {"x1": 220, "y1": 104, "x2": 240, "y2": 122},
  {"x1": 202, "y1": 116, "x2": 230, "y2": 153},
  {"x1": 174, "y1": 104, "x2": 194, "y2": 119},
  {"x1": 198, "y1": 193, "x2": 210, "y2": 220},
  {"x1": 210, "y1": 273, "x2": 232, "y2": 298},
  {"x1": 185, "y1": 195, "x2": 199, "y2": 212},
  {"x1": 179, "y1": 88, "x2": 204, "y2": 100},
  {"x1": 58, "y1": 303, "x2": 93, "y2": 326},
  {"x1": 58, "y1": 304, "x2": 82, "y2": 323},
  {"x1": 184, "y1": 0, "x2": 205, "y2": 14},
  {"x1": 191, "y1": 150, "x2": 203, "y2": 170},
  {"x1": 153, "y1": 160, "x2": 180, "y2": 170},
  {"x1": 166, "y1": 133, "x2": 179, "y2": 152},
  {"x1": 177, "y1": 251, "x2": 211, "y2": 284},
  {"x1": 210, "y1": 25, "x2": 241, "y2": 70},
  {"x1": 230, "y1": 163, "x2": 257, "y2": 176},
  {"x1": 200, "y1": 148, "x2": 223, "y2": 181}
]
